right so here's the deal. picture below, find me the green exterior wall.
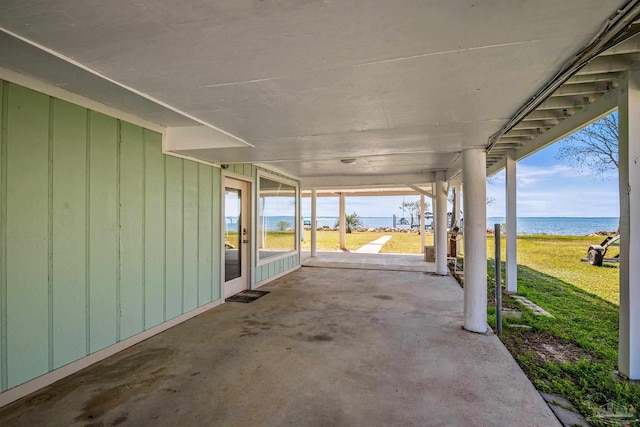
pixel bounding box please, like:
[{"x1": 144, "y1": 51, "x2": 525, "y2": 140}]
[
  {"x1": 0, "y1": 81, "x2": 224, "y2": 392},
  {"x1": 0, "y1": 80, "x2": 301, "y2": 395}
]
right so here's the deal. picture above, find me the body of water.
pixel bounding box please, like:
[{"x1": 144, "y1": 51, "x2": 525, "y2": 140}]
[
  {"x1": 291, "y1": 216, "x2": 618, "y2": 236},
  {"x1": 486, "y1": 217, "x2": 618, "y2": 235}
]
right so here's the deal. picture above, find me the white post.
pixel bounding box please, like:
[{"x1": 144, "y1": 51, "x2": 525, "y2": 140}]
[
  {"x1": 462, "y1": 148, "x2": 487, "y2": 333},
  {"x1": 435, "y1": 172, "x2": 448, "y2": 275},
  {"x1": 506, "y1": 152, "x2": 518, "y2": 293},
  {"x1": 453, "y1": 184, "x2": 461, "y2": 228},
  {"x1": 420, "y1": 194, "x2": 426, "y2": 253},
  {"x1": 311, "y1": 188, "x2": 317, "y2": 257},
  {"x1": 618, "y1": 71, "x2": 640, "y2": 379},
  {"x1": 339, "y1": 192, "x2": 346, "y2": 251}
]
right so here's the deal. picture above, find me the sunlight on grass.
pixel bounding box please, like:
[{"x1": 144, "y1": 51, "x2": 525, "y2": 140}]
[
  {"x1": 301, "y1": 230, "x2": 433, "y2": 253},
  {"x1": 487, "y1": 234, "x2": 619, "y2": 305}
]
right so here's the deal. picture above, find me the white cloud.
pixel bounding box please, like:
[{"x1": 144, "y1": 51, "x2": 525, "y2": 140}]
[
  {"x1": 516, "y1": 164, "x2": 580, "y2": 187},
  {"x1": 485, "y1": 163, "x2": 619, "y2": 217}
]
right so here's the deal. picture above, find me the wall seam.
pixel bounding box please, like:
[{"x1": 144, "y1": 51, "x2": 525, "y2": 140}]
[
  {"x1": 47, "y1": 97, "x2": 54, "y2": 371},
  {"x1": 0, "y1": 81, "x2": 8, "y2": 391},
  {"x1": 215, "y1": 169, "x2": 218, "y2": 300},
  {"x1": 181, "y1": 160, "x2": 185, "y2": 313},
  {"x1": 84, "y1": 110, "x2": 91, "y2": 356},
  {"x1": 163, "y1": 156, "x2": 167, "y2": 321},
  {"x1": 196, "y1": 164, "x2": 200, "y2": 306},
  {"x1": 115, "y1": 120, "x2": 121, "y2": 342},
  {"x1": 141, "y1": 130, "x2": 146, "y2": 329}
]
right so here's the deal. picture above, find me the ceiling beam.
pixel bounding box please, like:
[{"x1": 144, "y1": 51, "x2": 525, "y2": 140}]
[
  {"x1": 486, "y1": 88, "x2": 618, "y2": 176},
  {"x1": 512, "y1": 120, "x2": 559, "y2": 130},
  {"x1": 300, "y1": 173, "x2": 434, "y2": 190},
  {"x1": 565, "y1": 72, "x2": 619, "y2": 85},
  {"x1": 600, "y1": 34, "x2": 640, "y2": 56},
  {"x1": 406, "y1": 184, "x2": 435, "y2": 199},
  {"x1": 536, "y1": 95, "x2": 592, "y2": 110},
  {"x1": 575, "y1": 55, "x2": 639, "y2": 75},
  {"x1": 521, "y1": 109, "x2": 580, "y2": 120},
  {"x1": 550, "y1": 82, "x2": 611, "y2": 96},
  {"x1": 503, "y1": 129, "x2": 541, "y2": 137}
]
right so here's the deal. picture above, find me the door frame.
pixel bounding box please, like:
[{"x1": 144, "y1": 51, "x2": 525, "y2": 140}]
[{"x1": 221, "y1": 171, "x2": 253, "y2": 300}]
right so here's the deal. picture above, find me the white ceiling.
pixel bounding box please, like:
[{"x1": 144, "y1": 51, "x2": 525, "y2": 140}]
[{"x1": 0, "y1": 0, "x2": 628, "y2": 183}]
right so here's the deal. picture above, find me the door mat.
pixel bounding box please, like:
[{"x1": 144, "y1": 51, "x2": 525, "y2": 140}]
[{"x1": 225, "y1": 290, "x2": 270, "y2": 303}]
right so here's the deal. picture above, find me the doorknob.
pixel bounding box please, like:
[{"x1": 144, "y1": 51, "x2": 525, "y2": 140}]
[{"x1": 242, "y1": 228, "x2": 247, "y2": 236}]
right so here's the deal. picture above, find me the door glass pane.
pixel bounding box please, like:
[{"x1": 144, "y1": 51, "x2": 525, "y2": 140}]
[{"x1": 225, "y1": 188, "x2": 242, "y2": 282}]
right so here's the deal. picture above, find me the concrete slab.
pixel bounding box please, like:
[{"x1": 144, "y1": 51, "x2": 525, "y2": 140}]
[
  {"x1": 541, "y1": 393, "x2": 591, "y2": 427},
  {"x1": 302, "y1": 251, "x2": 436, "y2": 273},
  {"x1": 0, "y1": 267, "x2": 559, "y2": 426},
  {"x1": 354, "y1": 235, "x2": 392, "y2": 253}
]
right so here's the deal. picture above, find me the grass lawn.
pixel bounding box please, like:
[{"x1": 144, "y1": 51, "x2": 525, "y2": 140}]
[
  {"x1": 260, "y1": 230, "x2": 296, "y2": 251},
  {"x1": 300, "y1": 230, "x2": 433, "y2": 253},
  {"x1": 485, "y1": 234, "x2": 638, "y2": 425},
  {"x1": 487, "y1": 234, "x2": 620, "y2": 304}
]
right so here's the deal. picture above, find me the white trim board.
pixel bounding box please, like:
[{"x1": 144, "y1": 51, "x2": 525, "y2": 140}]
[
  {"x1": 254, "y1": 265, "x2": 301, "y2": 289},
  {"x1": 0, "y1": 298, "x2": 223, "y2": 408},
  {"x1": 0, "y1": 66, "x2": 165, "y2": 134}
]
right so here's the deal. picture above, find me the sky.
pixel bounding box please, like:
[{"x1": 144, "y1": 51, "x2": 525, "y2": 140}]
[
  {"x1": 301, "y1": 133, "x2": 620, "y2": 219},
  {"x1": 485, "y1": 140, "x2": 619, "y2": 218}
]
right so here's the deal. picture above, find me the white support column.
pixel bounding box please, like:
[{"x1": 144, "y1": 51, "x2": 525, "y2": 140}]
[
  {"x1": 453, "y1": 184, "x2": 461, "y2": 228},
  {"x1": 505, "y1": 152, "x2": 518, "y2": 293},
  {"x1": 462, "y1": 148, "x2": 487, "y2": 333},
  {"x1": 618, "y1": 71, "x2": 640, "y2": 379},
  {"x1": 435, "y1": 172, "x2": 448, "y2": 275},
  {"x1": 452, "y1": 185, "x2": 462, "y2": 257},
  {"x1": 420, "y1": 194, "x2": 426, "y2": 253},
  {"x1": 339, "y1": 192, "x2": 346, "y2": 251},
  {"x1": 311, "y1": 188, "x2": 317, "y2": 257}
]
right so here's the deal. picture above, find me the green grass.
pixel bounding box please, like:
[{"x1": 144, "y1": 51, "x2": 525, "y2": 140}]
[
  {"x1": 485, "y1": 235, "x2": 638, "y2": 425},
  {"x1": 260, "y1": 230, "x2": 296, "y2": 251},
  {"x1": 300, "y1": 230, "x2": 433, "y2": 253},
  {"x1": 488, "y1": 234, "x2": 620, "y2": 304}
]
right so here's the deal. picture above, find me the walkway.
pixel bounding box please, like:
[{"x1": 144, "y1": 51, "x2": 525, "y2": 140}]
[
  {"x1": 302, "y1": 250, "x2": 435, "y2": 273},
  {"x1": 0, "y1": 267, "x2": 558, "y2": 426},
  {"x1": 354, "y1": 235, "x2": 392, "y2": 253}
]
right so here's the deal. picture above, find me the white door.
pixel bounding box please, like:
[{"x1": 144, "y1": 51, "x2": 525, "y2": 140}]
[{"x1": 224, "y1": 177, "x2": 251, "y2": 298}]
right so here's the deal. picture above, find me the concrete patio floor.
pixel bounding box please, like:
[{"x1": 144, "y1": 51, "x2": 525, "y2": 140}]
[
  {"x1": 0, "y1": 266, "x2": 558, "y2": 426},
  {"x1": 301, "y1": 250, "x2": 437, "y2": 273}
]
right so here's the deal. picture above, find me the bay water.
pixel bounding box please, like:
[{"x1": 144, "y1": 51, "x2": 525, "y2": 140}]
[{"x1": 265, "y1": 216, "x2": 619, "y2": 236}]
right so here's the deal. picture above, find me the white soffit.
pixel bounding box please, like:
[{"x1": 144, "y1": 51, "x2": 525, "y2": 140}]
[
  {"x1": 165, "y1": 126, "x2": 252, "y2": 151},
  {"x1": 0, "y1": 0, "x2": 629, "y2": 179}
]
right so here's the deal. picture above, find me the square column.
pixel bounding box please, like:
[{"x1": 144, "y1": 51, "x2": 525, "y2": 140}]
[
  {"x1": 462, "y1": 148, "x2": 487, "y2": 333},
  {"x1": 435, "y1": 172, "x2": 448, "y2": 275},
  {"x1": 311, "y1": 188, "x2": 317, "y2": 257},
  {"x1": 506, "y1": 152, "x2": 518, "y2": 293},
  {"x1": 618, "y1": 71, "x2": 640, "y2": 379}
]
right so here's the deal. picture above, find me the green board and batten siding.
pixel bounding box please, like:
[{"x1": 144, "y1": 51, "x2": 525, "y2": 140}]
[{"x1": 0, "y1": 81, "x2": 223, "y2": 392}]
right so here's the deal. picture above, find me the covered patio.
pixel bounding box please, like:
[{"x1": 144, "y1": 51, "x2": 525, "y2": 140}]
[
  {"x1": 1, "y1": 0, "x2": 640, "y2": 418},
  {"x1": 0, "y1": 265, "x2": 558, "y2": 426}
]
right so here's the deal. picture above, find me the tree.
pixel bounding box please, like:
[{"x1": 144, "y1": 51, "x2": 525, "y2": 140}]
[
  {"x1": 556, "y1": 113, "x2": 618, "y2": 176},
  {"x1": 336, "y1": 212, "x2": 363, "y2": 233},
  {"x1": 276, "y1": 220, "x2": 290, "y2": 231},
  {"x1": 400, "y1": 200, "x2": 431, "y2": 227}
]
